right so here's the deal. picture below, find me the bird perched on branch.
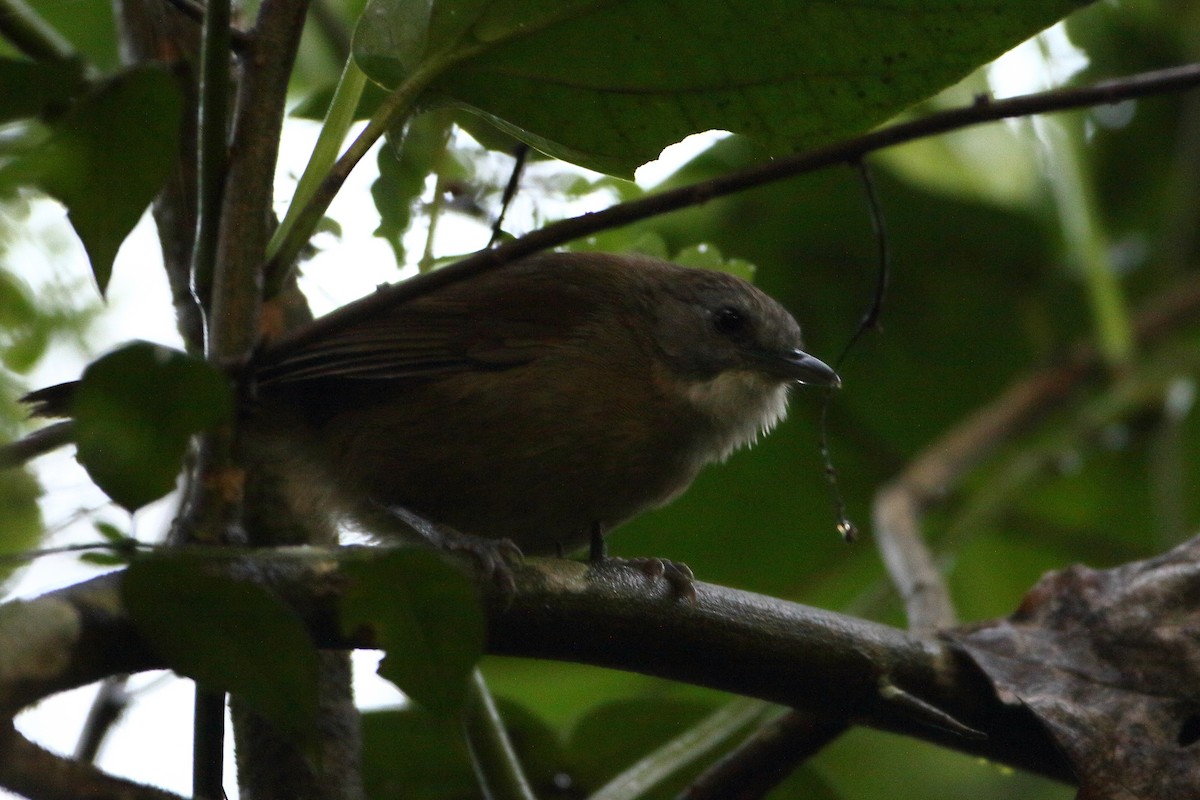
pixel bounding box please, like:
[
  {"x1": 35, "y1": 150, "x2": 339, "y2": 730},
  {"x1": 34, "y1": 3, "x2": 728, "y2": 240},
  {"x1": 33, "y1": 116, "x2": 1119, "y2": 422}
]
[{"x1": 26, "y1": 252, "x2": 838, "y2": 587}]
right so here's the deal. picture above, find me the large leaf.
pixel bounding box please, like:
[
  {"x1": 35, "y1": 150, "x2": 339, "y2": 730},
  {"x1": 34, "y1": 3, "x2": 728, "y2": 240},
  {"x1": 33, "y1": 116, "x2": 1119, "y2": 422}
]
[
  {"x1": 0, "y1": 466, "x2": 43, "y2": 587},
  {"x1": 72, "y1": 341, "x2": 233, "y2": 511},
  {"x1": 25, "y1": 0, "x2": 120, "y2": 71},
  {"x1": 362, "y1": 708, "x2": 475, "y2": 799},
  {"x1": 0, "y1": 65, "x2": 181, "y2": 293},
  {"x1": 354, "y1": 0, "x2": 1092, "y2": 176},
  {"x1": 341, "y1": 548, "x2": 485, "y2": 716},
  {"x1": 121, "y1": 556, "x2": 320, "y2": 745},
  {"x1": 0, "y1": 57, "x2": 88, "y2": 123},
  {"x1": 364, "y1": 697, "x2": 566, "y2": 799},
  {"x1": 566, "y1": 697, "x2": 726, "y2": 795}
]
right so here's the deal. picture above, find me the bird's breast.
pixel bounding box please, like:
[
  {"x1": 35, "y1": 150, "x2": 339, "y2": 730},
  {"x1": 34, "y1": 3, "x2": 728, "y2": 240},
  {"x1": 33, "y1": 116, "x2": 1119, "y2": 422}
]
[{"x1": 679, "y1": 371, "x2": 790, "y2": 462}]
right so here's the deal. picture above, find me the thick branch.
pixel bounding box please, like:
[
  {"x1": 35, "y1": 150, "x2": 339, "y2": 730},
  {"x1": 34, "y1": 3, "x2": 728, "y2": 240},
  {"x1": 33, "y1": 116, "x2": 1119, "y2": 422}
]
[
  {"x1": 0, "y1": 722, "x2": 182, "y2": 800},
  {"x1": 0, "y1": 552, "x2": 1073, "y2": 788},
  {"x1": 208, "y1": 0, "x2": 310, "y2": 360}
]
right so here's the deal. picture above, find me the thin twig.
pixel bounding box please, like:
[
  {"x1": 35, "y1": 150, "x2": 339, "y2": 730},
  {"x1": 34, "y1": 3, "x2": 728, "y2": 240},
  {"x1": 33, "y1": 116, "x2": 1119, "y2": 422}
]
[
  {"x1": 74, "y1": 676, "x2": 131, "y2": 763},
  {"x1": 262, "y1": 61, "x2": 1200, "y2": 365},
  {"x1": 162, "y1": 0, "x2": 250, "y2": 52},
  {"x1": 189, "y1": 0, "x2": 233, "y2": 314},
  {"x1": 0, "y1": 720, "x2": 183, "y2": 800},
  {"x1": 874, "y1": 270, "x2": 1200, "y2": 634},
  {"x1": 488, "y1": 143, "x2": 530, "y2": 247},
  {"x1": 462, "y1": 670, "x2": 536, "y2": 800},
  {"x1": 838, "y1": 159, "x2": 891, "y2": 363},
  {"x1": 117, "y1": 0, "x2": 208, "y2": 354},
  {"x1": 819, "y1": 159, "x2": 892, "y2": 544},
  {"x1": 0, "y1": 539, "x2": 150, "y2": 566}
]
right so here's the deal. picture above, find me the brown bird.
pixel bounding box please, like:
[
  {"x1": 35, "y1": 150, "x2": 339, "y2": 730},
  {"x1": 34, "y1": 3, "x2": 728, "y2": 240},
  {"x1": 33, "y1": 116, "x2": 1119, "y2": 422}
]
[
  {"x1": 243, "y1": 251, "x2": 838, "y2": 561},
  {"x1": 26, "y1": 252, "x2": 838, "y2": 582}
]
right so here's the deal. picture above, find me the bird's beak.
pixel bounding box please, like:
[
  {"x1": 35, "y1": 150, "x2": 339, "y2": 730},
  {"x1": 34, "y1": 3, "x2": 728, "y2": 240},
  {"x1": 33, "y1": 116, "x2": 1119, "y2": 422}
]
[{"x1": 764, "y1": 348, "x2": 841, "y2": 388}]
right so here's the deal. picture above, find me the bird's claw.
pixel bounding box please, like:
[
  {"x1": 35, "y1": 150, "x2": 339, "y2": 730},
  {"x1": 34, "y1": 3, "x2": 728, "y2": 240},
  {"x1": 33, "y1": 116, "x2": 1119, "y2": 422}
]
[
  {"x1": 374, "y1": 504, "x2": 524, "y2": 595},
  {"x1": 439, "y1": 532, "x2": 523, "y2": 596},
  {"x1": 588, "y1": 556, "x2": 697, "y2": 602}
]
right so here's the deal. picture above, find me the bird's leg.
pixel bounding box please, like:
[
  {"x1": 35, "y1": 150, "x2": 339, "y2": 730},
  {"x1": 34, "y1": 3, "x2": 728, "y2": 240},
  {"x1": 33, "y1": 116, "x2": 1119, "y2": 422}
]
[
  {"x1": 589, "y1": 523, "x2": 607, "y2": 562},
  {"x1": 585, "y1": 522, "x2": 697, "y2": 602},
  {"x1": 362, "y1": 503, "x2": 522, "y2": 593}
]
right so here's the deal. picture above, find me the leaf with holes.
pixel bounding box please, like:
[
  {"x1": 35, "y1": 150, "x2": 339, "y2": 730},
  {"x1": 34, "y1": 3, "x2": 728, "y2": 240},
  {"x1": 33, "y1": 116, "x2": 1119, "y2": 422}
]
[{"x1": 354, "y1": 0, "x2": 1091, "y2": 176}]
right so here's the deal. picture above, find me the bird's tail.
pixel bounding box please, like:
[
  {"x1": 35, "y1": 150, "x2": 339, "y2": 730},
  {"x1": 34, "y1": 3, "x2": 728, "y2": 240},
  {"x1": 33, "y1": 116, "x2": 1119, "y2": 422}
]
[{"x1": 21, "y1": 381, "x2": 80, "y2": 419}]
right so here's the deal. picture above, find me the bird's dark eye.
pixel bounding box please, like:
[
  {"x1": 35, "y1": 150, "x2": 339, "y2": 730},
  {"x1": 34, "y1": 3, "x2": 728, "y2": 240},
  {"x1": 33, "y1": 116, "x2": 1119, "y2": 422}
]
[{"x1": 712, "y1": 306, "x2": 747, "y2": 336}]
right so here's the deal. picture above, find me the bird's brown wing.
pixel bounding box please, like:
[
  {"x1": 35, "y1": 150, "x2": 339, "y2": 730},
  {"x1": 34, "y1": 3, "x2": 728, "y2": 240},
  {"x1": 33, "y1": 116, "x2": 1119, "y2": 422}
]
[{"x1": 254, "y1": 269, "x2": 596, "y2": 386}]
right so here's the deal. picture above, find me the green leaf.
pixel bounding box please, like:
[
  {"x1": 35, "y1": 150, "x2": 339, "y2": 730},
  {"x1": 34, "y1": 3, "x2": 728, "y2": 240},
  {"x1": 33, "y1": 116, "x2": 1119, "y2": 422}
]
[
  {"x1": 565, "y1": 698, "x2": 724, "y2": 794},
  {"x1": 372, "y1": 110, "x2": 455, "y2": 264},
  {"x1": 363, "y1": 698, "x2": 567, "y2": 799},
  {"x1": 0, "y1": 57, "x2": 88, "y2": 123},
  {"x1": 290, "y1": 78, "x2": 390, "y2": 121},
  {"x1": 671, "y1": 243, "x2": 757, "y2": 283},
  {"x1": 341, "y1": 549, "x2": 484, "y2": 716},
  {"x1": 72, "y1": 341, "x2": 233, "y2": 511},
  {"x1": 0, "y1": 270, "x2": 51, "y2": 373},
  {"x1": 79, "y1": 551, "x2": 127, "y2": 566},
  {"x1": 354, "y1": 0, "x2": 1090, "y2": 176},
  {"x1": 24, "y1": 0, "x2": 120, "y2": 71},
  {"x1": 121, "y1": 556, "x2": 320, "y2": 744},
  {"x1": 362, "y1": 708, "x2": 476, "y2": 799},
  {"x1": 84, "y1": 521, "x2": 139, "y2": 565},
  {"x1": 0, "y1": 64, "x2": 182, "y2": 293},
  {"x1": 0, "y1": 467, "x2": 43, "y2": 586},
  {"x1": 95, "y1": 521, "x2": 126, "y2": 542}
]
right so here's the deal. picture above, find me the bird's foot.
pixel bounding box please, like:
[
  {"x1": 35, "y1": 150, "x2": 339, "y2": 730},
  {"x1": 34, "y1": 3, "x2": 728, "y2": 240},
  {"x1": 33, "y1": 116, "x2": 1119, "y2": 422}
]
[
  {"x1": 587, "y1": 556, "x2": 697, "y2": 602},
  {"x1": 371, "y1": 504, "x2": 523, "y2": 594},
  {"x1": 436, "y1": 530, "x2": 524, "y2": 596},
  {"x1": 584, "y1": 522, "x2": 695, "y2": 600}
]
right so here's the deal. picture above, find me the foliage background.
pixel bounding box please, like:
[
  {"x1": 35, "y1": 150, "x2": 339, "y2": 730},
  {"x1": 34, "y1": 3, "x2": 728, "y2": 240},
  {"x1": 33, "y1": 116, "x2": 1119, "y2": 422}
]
[{"x1": 2, "y1": 0, "x2": 1199, "y2": 798}]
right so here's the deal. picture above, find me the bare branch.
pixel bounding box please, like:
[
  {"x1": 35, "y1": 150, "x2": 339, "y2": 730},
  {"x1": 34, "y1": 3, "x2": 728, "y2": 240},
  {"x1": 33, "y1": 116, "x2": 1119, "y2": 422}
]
[
  {"x1": 0, "y1": 550, "x2": 1073, "y2": 787},
  {"x1": 0, "y1": 721, "x2": 183, "y2": 800},
  {"x1": 73, "y1": 676, "x2": 131, "y2": 763},
  {"x1": 208, "y1": 0, "x2": 311, "y2": 362},
  {"x1": 874, "y1": 268, "x2": 1200, "y2": 633}
]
